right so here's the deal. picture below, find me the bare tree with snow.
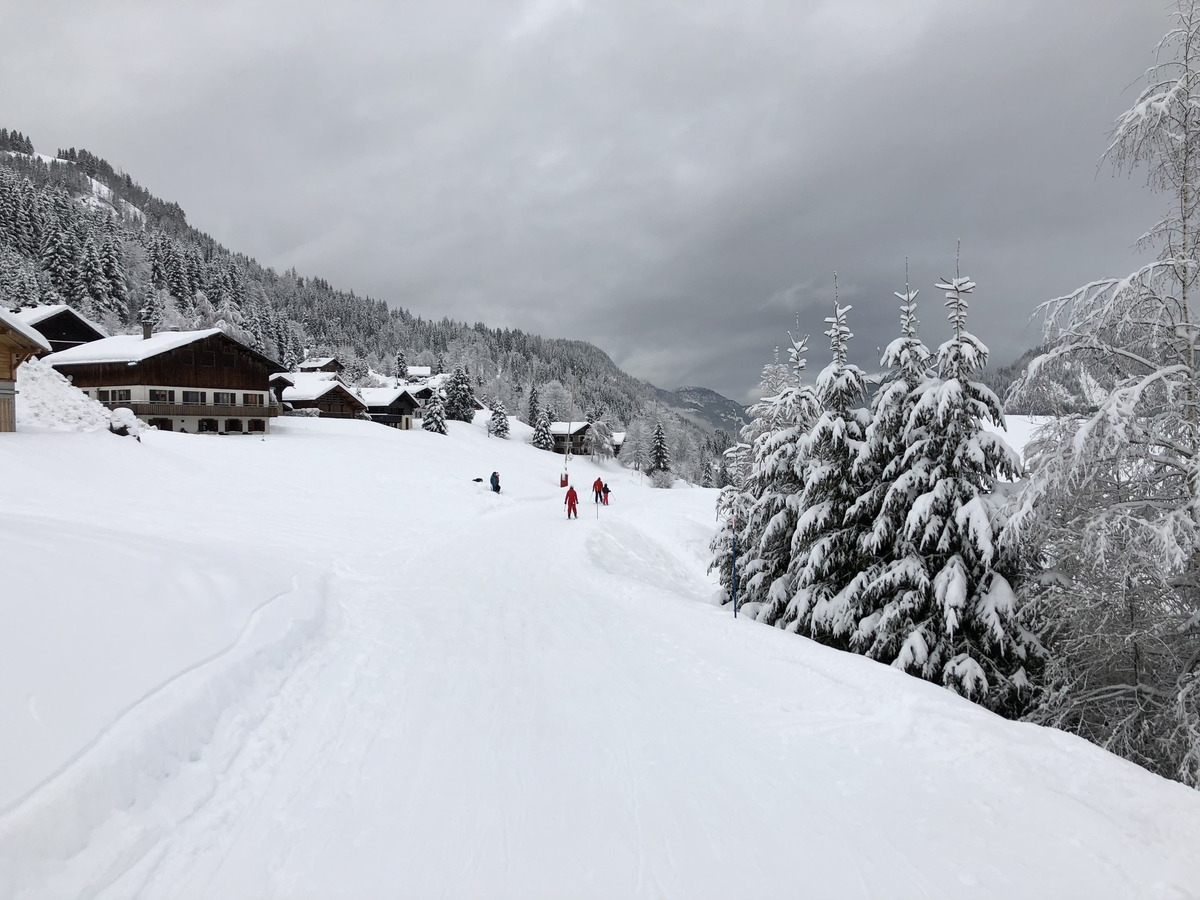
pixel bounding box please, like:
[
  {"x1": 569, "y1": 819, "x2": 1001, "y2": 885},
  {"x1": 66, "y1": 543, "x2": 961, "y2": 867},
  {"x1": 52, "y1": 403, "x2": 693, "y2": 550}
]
[{"x1": 1008, "y1": 0, "x2": 1200, "y2": 784}]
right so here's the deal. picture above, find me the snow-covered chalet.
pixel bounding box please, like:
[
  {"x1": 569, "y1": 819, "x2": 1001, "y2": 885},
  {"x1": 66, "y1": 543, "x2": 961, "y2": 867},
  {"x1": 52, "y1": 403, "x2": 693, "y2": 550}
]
[{"x1": 44, "y1": 326, "x2": 282, "y2": 434}]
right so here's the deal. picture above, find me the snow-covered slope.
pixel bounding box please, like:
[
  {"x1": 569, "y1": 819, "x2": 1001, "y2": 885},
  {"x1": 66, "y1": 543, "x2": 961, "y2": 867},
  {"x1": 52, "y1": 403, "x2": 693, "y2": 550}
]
[{"x1": 0, "y1": 414, "x2": 1197, "y2": 899}]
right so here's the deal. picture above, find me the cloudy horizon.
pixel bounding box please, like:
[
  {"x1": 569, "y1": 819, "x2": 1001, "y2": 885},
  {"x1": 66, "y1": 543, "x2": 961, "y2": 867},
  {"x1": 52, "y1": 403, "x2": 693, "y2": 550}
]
[{"x1": 6, "y1": 0, "x2": 1169, "y2": 403}]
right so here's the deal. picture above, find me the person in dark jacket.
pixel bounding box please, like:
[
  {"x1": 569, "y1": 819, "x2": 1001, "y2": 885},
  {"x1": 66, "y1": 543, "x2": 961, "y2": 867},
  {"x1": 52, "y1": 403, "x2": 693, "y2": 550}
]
[
  {"x1": 565, "y1": 485, "x2": 579, "y2": 519},
  {"x1": 601, "y1": 483, "x2": 611, "y2": 505},
  {"x1": 592, "y1": 476, "x2": 604, "y2": 504},
  {"x1": 490, "y1": 471, "x2": 500, "y2": 493}
]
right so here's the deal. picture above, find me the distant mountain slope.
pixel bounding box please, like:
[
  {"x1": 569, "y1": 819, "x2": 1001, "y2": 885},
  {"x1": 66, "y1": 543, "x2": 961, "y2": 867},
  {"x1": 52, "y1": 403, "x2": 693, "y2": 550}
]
[{"x1": 652, "y1": 385, "x2": 747, "y2": 434}]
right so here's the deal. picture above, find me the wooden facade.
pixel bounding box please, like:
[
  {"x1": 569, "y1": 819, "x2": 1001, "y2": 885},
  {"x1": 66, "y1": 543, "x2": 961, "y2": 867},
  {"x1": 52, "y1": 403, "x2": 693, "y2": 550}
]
[
  {"x1": 0, "y1": 309, "x2": 51, "y2": 433},
  {"x1": 284, "y1": 382, "x2": 367, "y2": 418},
  {"x1": 362, "y1": 388, "x2": 419, "y2": 429}
]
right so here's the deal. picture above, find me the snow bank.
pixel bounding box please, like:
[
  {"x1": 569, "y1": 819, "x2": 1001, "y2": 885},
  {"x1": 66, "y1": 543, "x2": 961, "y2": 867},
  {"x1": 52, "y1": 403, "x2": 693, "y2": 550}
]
[{"x1": 15, "y1": 358, "x2": 112, "y2": 432}]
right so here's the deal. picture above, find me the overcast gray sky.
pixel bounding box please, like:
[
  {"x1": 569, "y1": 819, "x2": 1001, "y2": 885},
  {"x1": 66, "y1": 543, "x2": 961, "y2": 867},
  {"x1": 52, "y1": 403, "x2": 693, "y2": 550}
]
[{"x1": 5, "y1": 0, "x2": 1169, "y2": 402}]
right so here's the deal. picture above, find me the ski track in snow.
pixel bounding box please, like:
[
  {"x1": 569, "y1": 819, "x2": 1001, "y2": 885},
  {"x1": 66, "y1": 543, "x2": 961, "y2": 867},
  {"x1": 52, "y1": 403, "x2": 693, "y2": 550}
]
[{"x1": 0, "y1": 418, "x2": 1198, "y2": 899}]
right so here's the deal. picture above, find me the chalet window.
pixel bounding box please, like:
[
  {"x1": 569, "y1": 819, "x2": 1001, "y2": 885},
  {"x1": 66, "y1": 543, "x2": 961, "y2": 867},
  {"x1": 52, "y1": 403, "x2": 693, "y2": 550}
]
[
  {"x1": 182, "y1": 391, "x2": 206, "y2": 405},
  {"x1": 98, "y1": 390, "x2": 109, "y2": 401},
  {"x1": 201, "y1": 351, "x2": 216, "y2": 367},
  {"x1": 198, "y1": 418, "x2": 218, "y2": 433},
  {"x1": 221, "y1": 353, "x2": 236, "y2": 367},
  {"x1": 181, "y1": 350, "x2": 195, "y2": 365},
  {"x1": 113, "y1": 390, "x2": 131, "y2": 402},
  {"x1": 248, "y1": 419, "x2": 266, "y2": 433},
  {"x1": 148, "y1": 418, "x2": 172, "y2": 431},
  {"x1": 149, "y1": 389, "x2": 175, "y2": 403},
  {"x1": 225, "y1": 419, "x2": 244, "y2": 432},
  {"x1": 242, "y1": 393, "x2": 263, "y2": 406},
  {"x1": 213, "y1": 392, "x2": 235, "y2": 405},
  {"x1": 80, "y1": 390, "x2": 90, "y2": 397}
]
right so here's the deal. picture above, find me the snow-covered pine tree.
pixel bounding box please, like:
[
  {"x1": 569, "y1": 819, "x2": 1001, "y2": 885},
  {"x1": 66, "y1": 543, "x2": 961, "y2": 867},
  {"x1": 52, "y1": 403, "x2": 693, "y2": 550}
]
[
  {"x1": 527, "y1": 383, "x2": 540, "y2": 427},
  {"x1": 488, "y1": 401, "x2": 510, "y2": 438},
  {"x1": 394, "y1": 349, "x2": 407, "y2": 382},
  {"x1": 780, "y1": 292, "x2": 869, "y2": 645},
  {"x1": 422, "y1": 395, "x2": 448, "y2": 435},
  {"x1": 877, "y1": 258, "x2": 1030, "y2": 714},
  {"x1": 744, "y1": 336, "x2": 823, "y2": 624},
  {"x1": 1006, "y1": 0, "x2": 1200, "y2": 783},
  {"x1": 444, "y1": 365, "x2": 476, "y2": 422},
  {"x1": 650, "y1": 422, "x2": 670, "y2": 472},
  {"x1": 533, "y1": 411, "x2": 554, "y2": 451},
  {"x1": 844, "y1": 271, "x2": 933, "y2": 658},
  {"x1": 138, "y1": 288, "x2": 165, "y2": 331}
]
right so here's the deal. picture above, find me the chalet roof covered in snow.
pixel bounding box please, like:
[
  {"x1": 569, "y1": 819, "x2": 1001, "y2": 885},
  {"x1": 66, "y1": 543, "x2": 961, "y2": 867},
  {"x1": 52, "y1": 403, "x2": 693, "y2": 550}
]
[
  {"x1": 0, "y1": 308, "x2": 54, "y2": 354},
  {"x1": 359, "y1": 387, "x2": 418, "y2": 408},
  {"x1": 11, "y1": 304, "x2": 107, "y2": 337},
  {"x1": 549, "y1": 421, "x2": 589, "y2": 435},
  {"x1": 282, "y1": 372, "x2": 364, "y2": 403},
  {"x1": 405, "y1": 366, "x2": 432, "y2": 378},
  {"x1": 41, "y1": 329, "x2": 222, "y2": 366},
  {"x1": 298, "y1": 357, "x2": 340, "y2": 371}
]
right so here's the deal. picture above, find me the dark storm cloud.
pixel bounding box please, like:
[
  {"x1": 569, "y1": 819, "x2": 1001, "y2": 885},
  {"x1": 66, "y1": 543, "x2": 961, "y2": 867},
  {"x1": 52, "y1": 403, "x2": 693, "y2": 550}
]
[{"x1": 4, "y1": 0, "x2": 1167, "y2": 402}]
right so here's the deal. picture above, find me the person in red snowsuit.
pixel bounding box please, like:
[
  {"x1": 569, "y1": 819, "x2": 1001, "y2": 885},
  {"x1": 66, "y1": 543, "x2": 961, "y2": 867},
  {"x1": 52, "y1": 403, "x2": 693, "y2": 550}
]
[
  {"x1": 592, "y1": 476, "x2": 604, "y2": 504},
  {"x1": 565, "y1": 485, "x2": 579, "y2": 519}
]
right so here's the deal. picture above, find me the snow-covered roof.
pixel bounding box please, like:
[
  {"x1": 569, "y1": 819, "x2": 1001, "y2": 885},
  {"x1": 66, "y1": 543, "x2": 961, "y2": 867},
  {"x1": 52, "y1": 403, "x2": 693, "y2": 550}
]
[
  {"x1": 298, "y1": 357, "x2": 337, "y2": 370},
  {"x1": 549, "y1": 421, "x2": 589, "y2": 435},
  {"x1": 269, "y1": 372, "x2": 297, "y2": 384},
  {"x1": 406, "y1": 366, "x2": 431, "y2": 378},
  {"x1": 360, "y1": 387, "x2": 418, "y2": 407},
  {"x1": 612, "y1": 432, "x2": 626, "y2": 444},
  {"x1": 11, "y1": 304, "x2": 107, "y2": 337},
  {"x1": 42, "y1": 329, "x2": 221, "y2": 366},
  {"x1": 0, "y1": 308, "x2": 52, "y2": 353},
  {"x1": 282, "y1": 372, "x2": 365, "y2": 404}
]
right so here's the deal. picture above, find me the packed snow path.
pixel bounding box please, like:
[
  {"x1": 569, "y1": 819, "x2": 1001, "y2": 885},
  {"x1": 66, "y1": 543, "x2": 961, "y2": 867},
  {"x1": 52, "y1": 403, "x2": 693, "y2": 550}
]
[{"x1": 2, "y1": 418, "x2": 1198, "y2": 899}]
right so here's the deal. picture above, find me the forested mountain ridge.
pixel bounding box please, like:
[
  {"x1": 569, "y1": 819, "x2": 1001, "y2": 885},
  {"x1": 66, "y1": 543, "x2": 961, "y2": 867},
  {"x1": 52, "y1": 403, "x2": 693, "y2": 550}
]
[
  {"x1": 655, "y1": 385, "x2": 747, "y2": 433},
  {"x1": 0, "y1": 129, "x2": 734, "y2": 477}
]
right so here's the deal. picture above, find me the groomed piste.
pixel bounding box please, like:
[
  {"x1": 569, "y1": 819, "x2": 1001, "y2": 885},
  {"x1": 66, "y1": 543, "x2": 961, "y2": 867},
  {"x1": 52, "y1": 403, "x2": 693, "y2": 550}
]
[{"x1": 1, "y1": 375, "x2": 1198, "y2": 899}]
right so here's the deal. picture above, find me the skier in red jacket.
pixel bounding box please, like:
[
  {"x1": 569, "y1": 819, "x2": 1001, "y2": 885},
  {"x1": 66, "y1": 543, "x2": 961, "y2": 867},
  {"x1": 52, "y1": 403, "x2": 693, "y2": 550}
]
[
  {"x1": 592, "y1": 476, "x2": 604, "y2": 504},
  {"x1": 565, "y1": 485, "x2": 579, "y2": 519}
]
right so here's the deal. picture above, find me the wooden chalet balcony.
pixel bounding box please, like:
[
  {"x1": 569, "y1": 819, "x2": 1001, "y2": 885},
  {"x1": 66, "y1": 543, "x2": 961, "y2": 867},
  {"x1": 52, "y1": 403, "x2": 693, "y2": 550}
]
[{"x1": 96, "y1": 401, "x2": 280, "y2": 418}]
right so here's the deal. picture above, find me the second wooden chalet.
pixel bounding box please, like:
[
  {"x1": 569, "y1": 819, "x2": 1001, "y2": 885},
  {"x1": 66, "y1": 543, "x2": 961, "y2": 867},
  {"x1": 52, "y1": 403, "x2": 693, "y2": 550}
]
[
  {"x1": 0, "y1": 308, "x2": 52, "y2": 432},
  {"x1": 360, "y1": 387, "x2": 419, "y2": 429},
  {"x1": 43, "y1": 326, "x2": 281, "y2": 434},
  {"x1": 297, "y1": 357, "x2": 344, "y2": 374},
  {"x1": 279, "y1": 372, "x2": 367, "y2": 418},
  {"x1": 12, "y1": 304, "x2": 107, "y2": 354},
  {"x1": 549, "y1": 421, "x2": 590, "y2": 455}
]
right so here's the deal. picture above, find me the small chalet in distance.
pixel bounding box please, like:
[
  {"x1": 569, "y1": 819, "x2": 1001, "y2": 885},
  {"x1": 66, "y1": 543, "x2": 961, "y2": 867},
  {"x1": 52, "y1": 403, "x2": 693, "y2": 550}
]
[
  {"x1": 360, "y1": 387, "x2": 419, "y2": 429},
  {"x1": 12, "y1": 305, "x2": 107, "y2": 354},
  {"x1": 297, "y1": 357, "x2": 344, "y2": 374},
  {"x1": 549, "y1": 421, "x2": 590, "y2": 455},
  {"x1": 277, "y1": 371, "x2": 367, "y2": 418},
  {"x1": 44, "y1": 325, "x2": 281, "y2": 434},
  {"x1": 0, "y1": 308, "x2": 51, "y2": 432}
]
